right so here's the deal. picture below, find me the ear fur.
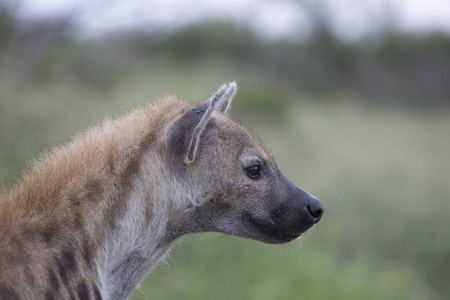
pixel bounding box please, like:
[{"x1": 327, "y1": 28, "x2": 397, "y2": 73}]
[
  {"x1": 216, "y1": 81, "x2": 237, "y2": 113},
  {"x1": 168, "y1": 82, "x2": 238, "y2": 165}
]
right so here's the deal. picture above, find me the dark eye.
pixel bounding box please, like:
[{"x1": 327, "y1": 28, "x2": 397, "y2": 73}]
[{"x1": 246, "y1": 165, "x2": 261, "y2": 179}]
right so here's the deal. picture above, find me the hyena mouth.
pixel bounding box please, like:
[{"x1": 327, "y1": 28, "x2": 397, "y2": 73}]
[{"x1": 241, "y1": 211, "x2": 309, "y2": 244}]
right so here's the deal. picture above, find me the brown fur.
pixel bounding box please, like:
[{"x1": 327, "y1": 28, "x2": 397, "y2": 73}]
[{"x1": 0, "y1": 97, "x2": 190, "y2": 299}]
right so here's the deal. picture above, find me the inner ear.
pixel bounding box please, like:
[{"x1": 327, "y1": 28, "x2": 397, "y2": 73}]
[
  {"x1": 168, "y1": 101, "x2": 213, "y2": 165},
  {"x1": 168, "y1": 94, "x2": 221, "y2": 165},
  {"x1": 184, "y1": 101, "x2": 217, "y2": 164}
]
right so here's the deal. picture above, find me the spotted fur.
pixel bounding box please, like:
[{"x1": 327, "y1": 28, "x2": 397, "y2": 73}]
[{"x1": 0, "y1": 82, "x2": 323, "y2": 299}]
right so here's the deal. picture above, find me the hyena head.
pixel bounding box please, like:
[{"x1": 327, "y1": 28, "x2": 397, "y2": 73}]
[{"x1": 167, "y1": 82, "x2": 323, "y2": 244}]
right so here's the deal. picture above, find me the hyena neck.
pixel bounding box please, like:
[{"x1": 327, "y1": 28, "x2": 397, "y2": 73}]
[
  {"x1": 94, "y1": 128, "x2": 192, "y2": 298},
  {"x1": 95, "y1": 155, "x2": 209, "y2": 300},
  {"x1": 95, "y1": 187, "x2": 176, "y2": 300}
]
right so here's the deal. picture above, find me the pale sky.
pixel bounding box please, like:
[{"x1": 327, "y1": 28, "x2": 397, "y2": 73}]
[{"x1": 12, "y1": 0, "x2": 450, "y2": 40}]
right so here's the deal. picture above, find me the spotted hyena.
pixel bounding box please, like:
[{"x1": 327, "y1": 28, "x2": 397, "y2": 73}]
[{"x1": 0, "y1": 82, "x2": 323, "y2": 299}]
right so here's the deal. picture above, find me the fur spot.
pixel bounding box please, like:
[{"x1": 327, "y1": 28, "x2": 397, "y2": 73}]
[
  {"x1": 93, "y1": 284, "x2": 102, "y2": 300},
  {"x1": 45, "y1": 290, "x2": 55, "y2": 300},
  {"x1": 58, "y1": 250, "x2": 78, "y2": 284},
  {"x1": 57, "y1": 263, "x2": 68, "y2": 285},
  {"x1": 144, "y1": 196, "x2": 154, "y2": 227},
  {"x1": 48, "y1": 269, "x2": 60, "y2": 293},
  {"x1": 84, "y1": 179, "x2": 104, "y2": 202},
  {"x1": 41, "y1": 225, "x2": 56, "y2": 244},
  {"x1": 104, "y1": 195, "x2": 124, "y2": 230},
  {"x1": 77, "y1": 281, "x2": 90, "y2": 300},
  {"x1": 0, "y1": 286, "x2": 19, "y2": 299},
  {"x1": 63, "y1": 250, "x2": 78, "y2": 274},
  {"x1": 82, "y1": 241, "x2": 93, "y2": 267}
]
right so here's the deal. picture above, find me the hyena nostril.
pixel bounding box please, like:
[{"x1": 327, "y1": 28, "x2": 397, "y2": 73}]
[{"x1": 307, "y1": 199, "x2": 324, "y2": 223}]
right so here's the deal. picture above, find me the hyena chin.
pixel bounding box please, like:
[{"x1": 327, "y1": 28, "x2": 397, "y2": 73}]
[{"x1": 0, "y1": 82, "x2": 323, "y2": 300}]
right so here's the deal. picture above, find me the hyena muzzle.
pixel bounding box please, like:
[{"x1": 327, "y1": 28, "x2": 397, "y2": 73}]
[{"x1": 0, "y1": 82, "x2": 323, "y2": 300}]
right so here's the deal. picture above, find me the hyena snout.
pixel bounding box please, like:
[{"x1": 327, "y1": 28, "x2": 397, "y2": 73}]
[
  {"x1": 246, "y1": 177, "x2": 324, "y2": 244},
  {"x1": 286, "y1": 183, "x2": 324, "y2": 226},
  {"x1": 272, "y1": 178, "x2": 324, "y2": 239}
]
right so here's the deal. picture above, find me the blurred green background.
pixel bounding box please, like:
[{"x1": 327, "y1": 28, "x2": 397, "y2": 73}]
[{"x1": 1, "y1": 1, "x2": 450, "y2": 299}]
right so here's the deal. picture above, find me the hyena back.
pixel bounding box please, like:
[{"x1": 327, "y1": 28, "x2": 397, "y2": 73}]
[{"x1": 0, "y1": 82, "x2": 323, "y2": 300}]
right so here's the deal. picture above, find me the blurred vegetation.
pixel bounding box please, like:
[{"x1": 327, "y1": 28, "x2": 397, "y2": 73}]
[{"x1": 1, "y1": 4, "x2": 450, "y2": 300}]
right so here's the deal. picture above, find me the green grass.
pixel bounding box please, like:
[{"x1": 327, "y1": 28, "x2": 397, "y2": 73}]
[{"x1": 1, "y1": 59, "x2": 449, "y2": 299}]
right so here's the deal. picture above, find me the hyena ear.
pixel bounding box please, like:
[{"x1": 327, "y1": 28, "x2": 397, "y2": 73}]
[
  {"x1": 169, "y1": 82, "x2": 237, "y2": 164},
  {"x1": 184, "y1": 85, "x2": 226, "y2": 164}
]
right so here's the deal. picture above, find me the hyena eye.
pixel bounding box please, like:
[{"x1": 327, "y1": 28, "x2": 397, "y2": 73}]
[{"x1": 246, "y1": 165, "x2": 261, "y2": 179}]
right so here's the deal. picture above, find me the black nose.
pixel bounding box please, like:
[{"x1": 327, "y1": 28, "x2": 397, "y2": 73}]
[{"x1": 307, "y1": 197, "x2": 324, "y2": 223}]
